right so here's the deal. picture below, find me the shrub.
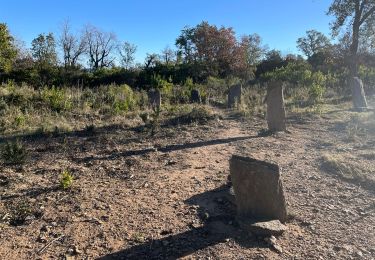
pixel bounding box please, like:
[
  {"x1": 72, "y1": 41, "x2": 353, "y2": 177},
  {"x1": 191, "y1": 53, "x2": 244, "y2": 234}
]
[
  {"x1": 41, "y1": 86, "x2": 72, "y2": 112},
  {"x1": 108, "y1": 84, "x2": 136, "y2": 114},
  {"x1": 1, "y1": 139, "x2": 27, "y2": 165},
  {"x1": 167, "y1": 105, "x2": 216, "y2": 125},
  {"x1": 308, "y1": 71, "x2": 326, "y2": 105},
  {"x1": 151, "y1": 74, "x2": 173, "y2": 94},
  {"x1": 60, "y1": 170, "x2": 73, "y2": 189}
]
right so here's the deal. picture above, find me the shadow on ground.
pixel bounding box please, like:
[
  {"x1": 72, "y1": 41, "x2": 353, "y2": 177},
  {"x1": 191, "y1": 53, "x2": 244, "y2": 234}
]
[
  {"x1": 75, "y1": 135, "x2": 259, "y2": 162},
  {"x1": 98, "y1": 184, "x2": 267, "y2": 259}
]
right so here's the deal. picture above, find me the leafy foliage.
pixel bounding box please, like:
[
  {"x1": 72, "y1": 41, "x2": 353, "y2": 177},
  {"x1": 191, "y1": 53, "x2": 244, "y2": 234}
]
[
  {"x1": 0, "y1": 23, "x2": 17, "y2": 73},
  {"x1": 297, "y1": 30, "x2": 331, "y2": 58},
  {"x1": 41, "y1": 86, "x2": 72, "y2": 112},
  {"x1": 60, "y1": 170, "x2": 73, "y2": 189}
]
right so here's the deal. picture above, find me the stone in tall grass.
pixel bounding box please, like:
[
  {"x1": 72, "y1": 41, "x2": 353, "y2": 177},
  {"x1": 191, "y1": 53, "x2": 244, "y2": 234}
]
[
  {"x1": 228, "y1": 84, "x2": 242, "y2": 108},
  {"x1": 148, "y1": 89, "x2": 161, "y2": 108},
  {"x1": 351, "y1": 77, "x2": 368, "y2": 111},
  {"x1": 266, "y1": 81, "x2": 286, "y2": 132},
  {"x1": 190, "y1": 89, "x2": 201, "y2": 103}
]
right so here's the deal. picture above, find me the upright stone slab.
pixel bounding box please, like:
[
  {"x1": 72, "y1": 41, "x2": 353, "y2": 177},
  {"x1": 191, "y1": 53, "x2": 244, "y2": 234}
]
[
  {"x1": 190, "y1": 89, "x2": 201, "y2": 103},
  {"x1": 148, "y1": 89, "x2": 161, "y2": 108},
  {"x1": 351, "y1": 77, "x2": 368, "y2": 111},
  {"x1": 229, "y1": 155, "x2": 287, "y2": 223},
  {"x1": 267, "y1": 81, "x2": 286, "y2": 132},
  {"x1": 228, "y1": 84, "x2": 242, "y2": 108}
]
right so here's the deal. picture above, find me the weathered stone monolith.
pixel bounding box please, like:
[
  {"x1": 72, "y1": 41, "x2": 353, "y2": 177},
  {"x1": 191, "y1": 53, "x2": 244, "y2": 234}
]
[
  {"x1": 229, "y1": 155, "x2": 287, "y2": 223},
  {"x1": 148, "y1": 89, "x2": 161, "y2": 108},
  {"x1": 228, "y1": 84, "x2": 242, "y2": 108},
  {"x1": 266, "y1": 81, "x2": 286, "y2": 132},
  {"x1": 351, "y1": 77, "x2": 368, "y2": 111},
  {"x1": 191, "y1": 89, "x2": 201, "y2": 103}
]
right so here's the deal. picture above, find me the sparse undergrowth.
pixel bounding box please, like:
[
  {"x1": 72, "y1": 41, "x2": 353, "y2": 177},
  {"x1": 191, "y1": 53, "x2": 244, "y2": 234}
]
[
  {"x1": 166, "y1": 105, "x2": 219, "y2": 125},
  {"x1": 321, "y1": 154, "x2": 375, "y2": 189},
  {"x1": 2, "y1": 198, "x2": 41, "y2": 226},
  {"x1": 1, "y1": 139, "x2": 28, "y2": 165}
]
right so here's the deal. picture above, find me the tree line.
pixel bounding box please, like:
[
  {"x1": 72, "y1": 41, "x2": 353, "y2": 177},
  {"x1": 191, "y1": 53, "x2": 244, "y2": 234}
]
[{"x1": 0, "y1": 0, "x2": 374, "y2": 93}]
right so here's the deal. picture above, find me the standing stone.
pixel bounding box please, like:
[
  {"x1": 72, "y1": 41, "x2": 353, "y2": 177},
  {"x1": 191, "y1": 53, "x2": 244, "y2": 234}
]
[
  {"x1": 266, "y1": 81, "x2": 286, "y2": 132},
  {"x1": 229, "y1": 155, "x2": 287, "y2": 223},
  {"x1": 351, "y1": 77, "x2": 368, "y2": 111},
  {"x1": 228, "y1": 84, "x2": 242, "y2": 108},
  {"x1": 148, "y1": 89, "x2": 161, "y2": 108},
  {"x1": 190, "y1": 89, "x2": 201, "y2": 103}
]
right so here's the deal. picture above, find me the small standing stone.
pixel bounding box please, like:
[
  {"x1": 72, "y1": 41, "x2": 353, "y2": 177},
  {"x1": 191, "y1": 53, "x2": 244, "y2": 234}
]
[
  {"x1": 229, "y1": 155, "x2": 287, "y2": 222},
  {"x1": 191, "y1": 89, "x2": 201, "y2": 103},
  {"x1": 228, "y1": 84, "x2": 242, "y2": 108},
  {"x1": 266, "y1": 81, "x2": 286, "y2": 132},
  {"x1": 148, "y1": 89, "x2": 161, "y2": 108},
  {"x1": 351, "y1": 77, "x2": 368, "y2": 111}
]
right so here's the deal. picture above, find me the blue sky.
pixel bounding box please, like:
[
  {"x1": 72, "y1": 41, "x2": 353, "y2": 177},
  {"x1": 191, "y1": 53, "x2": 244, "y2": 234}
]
[{"x1": 2, "y1": 0, "x2": 334, "y2": 63}]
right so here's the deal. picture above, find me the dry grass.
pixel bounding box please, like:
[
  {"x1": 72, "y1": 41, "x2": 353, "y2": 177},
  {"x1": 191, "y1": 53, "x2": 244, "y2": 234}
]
[{"x1": 321, "y1": 153, "x2": 375, "y2": 188}]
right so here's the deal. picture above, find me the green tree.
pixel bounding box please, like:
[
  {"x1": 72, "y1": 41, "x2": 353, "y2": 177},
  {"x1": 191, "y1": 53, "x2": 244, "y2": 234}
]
[
  {"x1": 241, "y1": 33, "x2": 267, "y2": 66},
  {"x1": 0, "y1": 23, "x2": 17, "y2": 73},
  {"x1": 175, "y1": 26, "x2": 196, "y2": 63},
  {"x1": 31, "y1": 33, "x2": 58, "y2": 85},
  {"x1": 328, "y1": 0, "x2": 375, "y2": 77},
  {"x1": 297, "y1": 30, "x2": 331, "y2": 58},
  {"x1": 31, "y1": 33, "x2": 57, "y2": 69}
]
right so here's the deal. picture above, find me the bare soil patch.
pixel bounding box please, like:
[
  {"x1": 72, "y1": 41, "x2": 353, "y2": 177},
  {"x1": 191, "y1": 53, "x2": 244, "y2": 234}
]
[{"x1": 0, "y1": 100, "x2": 374, "y2": 259}]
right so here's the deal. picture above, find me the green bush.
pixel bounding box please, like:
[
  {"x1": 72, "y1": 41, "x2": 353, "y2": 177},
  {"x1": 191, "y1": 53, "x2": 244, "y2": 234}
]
[
  {"x1": 308, "y1": 71, "x2": 326, "y2": 105},
  {"x1": 1, "y1": 139, "x2": 28, "y2": 165},
  {"x1": 359, "y1": 65, "x2": 375, "y2": 93},
  {"x1": 41, "y1": 86, "x2": 72, "y2": 112},
  {"x1": 108, "y1": 84, "x2": 136, "y2": 114}
]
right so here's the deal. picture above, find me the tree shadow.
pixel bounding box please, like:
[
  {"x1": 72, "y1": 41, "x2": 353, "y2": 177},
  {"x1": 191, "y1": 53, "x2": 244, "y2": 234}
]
[
  {"x1": 98, "y1": 184, "x2": 267, "y2": 259},
  {"x1": 75, "y1": 135, "x2": 259, "y2": 163},
  {"x1": 0, "y1": 123, "x2": 136, "y2": 144},
  {"x1": 1, "y1": 185, "x2": 60, "y2": 200}
]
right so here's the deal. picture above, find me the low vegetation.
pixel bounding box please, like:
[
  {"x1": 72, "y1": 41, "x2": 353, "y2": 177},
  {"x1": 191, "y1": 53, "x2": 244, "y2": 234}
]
[
  {"x1": 60, "y1": 170, "x2": 74, "y2": 190},
  {"x1": 321, "y1": 153, "x2": 375, "y2": 189},
  {"x1": 1, "y1": 139, "x2": 27, "y2": 165}
]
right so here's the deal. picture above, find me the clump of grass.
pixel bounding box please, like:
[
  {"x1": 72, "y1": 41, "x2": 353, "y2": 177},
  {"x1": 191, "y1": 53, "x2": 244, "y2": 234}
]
[
  {"x1": 1, "y1": 139, "x2": 28, "y2": 165},
  {"x1": 5, "y1": 198, "x2": 40, "y2": 226},
  {"x1": 321, "y1": 154, "x2": 375, "y2": 188},
  {"x1": 237, "y1": 87, "x2": 265, "y2": 118},
  {"x1": 150, "y1": 106, "x2": 161, "y2": 136},
  {"x1": 167, "y1": 105, "x2": 217, "y2": 125},
  {"x1": 84, "y1": 124, "x2": 96, "y2": 135},
  {"x1": 346, "y1": 115, "x2": 362, "y2": 141},
  {"x1": 60, "y1": 170, "x2": 73, "y2": 190},
  {"x1": 131, "y1": 233, "x2": 145, "y2": 243},
  {"x1": 139, "y1": 112, "x2": 149, "y2": 125}
]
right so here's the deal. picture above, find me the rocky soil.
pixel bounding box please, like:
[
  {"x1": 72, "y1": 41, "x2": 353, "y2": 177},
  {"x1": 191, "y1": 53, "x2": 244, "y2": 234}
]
[{"x1": 0, "y1": 100, "x2": 374, "y2": 259}]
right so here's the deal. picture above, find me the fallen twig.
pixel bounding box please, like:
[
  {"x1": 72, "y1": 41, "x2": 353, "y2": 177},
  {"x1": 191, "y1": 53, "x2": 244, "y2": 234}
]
[{"x1": 38, "y1": 235, "x2": 65, "y2": 254}]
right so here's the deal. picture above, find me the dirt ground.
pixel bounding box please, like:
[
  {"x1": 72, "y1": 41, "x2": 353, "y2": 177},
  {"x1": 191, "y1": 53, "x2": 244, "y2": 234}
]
[{"x1": 0, "y1": 100, "x2": 374, "y2": 260}]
